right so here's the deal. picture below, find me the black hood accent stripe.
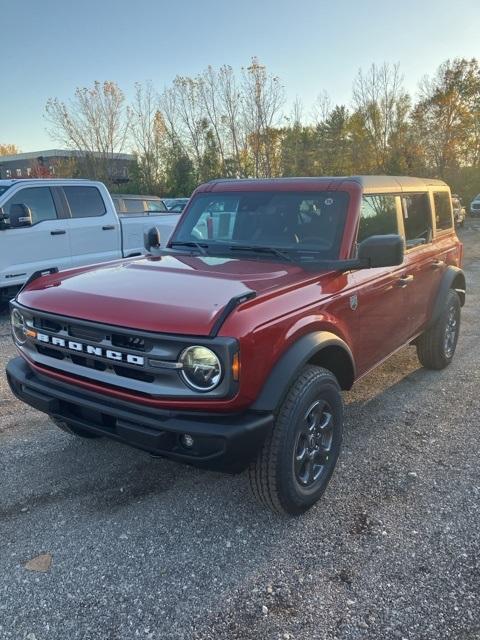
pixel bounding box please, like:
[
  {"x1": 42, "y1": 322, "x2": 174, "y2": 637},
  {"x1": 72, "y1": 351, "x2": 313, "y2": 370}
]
[{"x1": 209, "y1": 290, "x2": 256, "y2": 338}]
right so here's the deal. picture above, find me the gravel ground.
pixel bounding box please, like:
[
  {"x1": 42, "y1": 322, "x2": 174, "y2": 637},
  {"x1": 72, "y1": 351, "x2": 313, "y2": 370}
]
[{"x1": 0, "y1": 225, "x2": 479, "y2": 640}]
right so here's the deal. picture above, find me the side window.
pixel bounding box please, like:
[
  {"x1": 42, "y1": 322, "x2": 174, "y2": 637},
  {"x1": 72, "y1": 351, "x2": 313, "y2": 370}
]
[
  {"x1": 146, "y1": 199, "x2": 168, "y2": 213},
  {"x1": 358, "y1": 194, "x2": 398, "y2": 243},
  {"x1": 64, "y1": 186, "x2": 106, "y2": 218},
  {"x1": 433, "y1": 192, "x2": 453, "y2": 231},
  {"x1": 4, "y1": 187, "x2": 58, "y2": 226},
  {"x1": 124, "y1": 199, "x2": 146, "y2": 214},
  {"x1": 401, "y1": 193, "x2": 432, "y2": 248}
]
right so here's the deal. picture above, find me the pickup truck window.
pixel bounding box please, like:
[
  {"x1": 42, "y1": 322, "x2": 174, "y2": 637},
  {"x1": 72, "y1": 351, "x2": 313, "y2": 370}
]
[
  {"x1": 175, "y1": 191, "x2": 349, "y2": 257},
  {"x1": 402, "y1": 193, "x2": 432, "y2": 248},
  {"x1": 124, "y1": 199, "x2": 145, "y2": 214},
  {"x1": 146, "y1": 199, "x2": 168, "y2": 213},
  {"x1": 64, "y1": 186, "x2": 106, "y2": 218},
  {"x1": 433, "y1": 192, "x2": 453, "y2": 231},
  {"x1": 4, "y1": 187, "x2": 58, "y2": 226},
  {"x1": 358, "y1": 195, "x2": 398, "y2": 242},
  {"x1": 0, "y1": 186, "x2": 11, "y2": 197}
]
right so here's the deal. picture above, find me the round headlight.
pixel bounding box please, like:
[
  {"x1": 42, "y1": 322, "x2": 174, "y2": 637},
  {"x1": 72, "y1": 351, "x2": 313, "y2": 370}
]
[
  {"x1": 179, "y1": 346, "x2": 222, "y2": 391},
  {"x1": 11, "y1": 308, "x2": 27, "y2": 345}
]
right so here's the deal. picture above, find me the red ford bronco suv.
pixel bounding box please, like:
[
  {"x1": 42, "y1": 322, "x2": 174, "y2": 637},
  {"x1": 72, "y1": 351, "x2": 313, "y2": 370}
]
[{"x1": 6, "y1": 176, "x2": 465, "y2": 514}]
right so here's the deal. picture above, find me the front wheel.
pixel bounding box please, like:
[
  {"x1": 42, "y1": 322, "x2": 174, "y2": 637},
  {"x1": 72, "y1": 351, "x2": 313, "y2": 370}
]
[
  {"x1": 416, "y1": 289, "x2": 461, "y2": 370},
  {"x1": 248, "y1": 365, "x2": 343, "y2": 515}
]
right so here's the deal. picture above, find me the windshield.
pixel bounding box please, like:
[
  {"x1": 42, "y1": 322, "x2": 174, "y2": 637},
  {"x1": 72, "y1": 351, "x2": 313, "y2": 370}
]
[{"x1": 173, "y1": 191, "x2": 349, "y2": 260}]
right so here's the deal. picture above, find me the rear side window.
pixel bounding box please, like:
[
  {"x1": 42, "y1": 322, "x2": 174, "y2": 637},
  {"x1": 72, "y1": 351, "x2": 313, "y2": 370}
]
[
  {"x1": 111, "y1": 197, "x2": 122, "y2": 212},
  {"x1": 357, "y1": 195, "x2": 398, "y2": 242},
  {"x1": 433, "y1": 192, "x2": 453, "y2": 231},
  {"x1": 124, "y1": 199, "x2": 146, "y2": 214},
  {"x1": 146, "y1": 199, "x2": 168, "y2": 213},
  {"x1": 5, "y1": 187, "x2": 58, "y2": 225},
  {"x1": 64, "y1": 186, "x2": 106, "y2": 218},
  {"x1": 402, "y1": 193, "x2": 432, "y2": 247}
]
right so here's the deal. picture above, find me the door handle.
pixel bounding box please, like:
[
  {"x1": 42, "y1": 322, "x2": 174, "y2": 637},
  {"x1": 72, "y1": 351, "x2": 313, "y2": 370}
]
[
  {"x1": 431, "y1": 259, "x2": 444, "y2": 269},
  {"x1": 102, "y1": 225, "x2": 116, "y2": 231},
  {"x1": 397, "y1": 274, "x2": 414, "y2": 287},
  {"x1": 50, "y1": 229, "x2": 66, "y2": 235}
]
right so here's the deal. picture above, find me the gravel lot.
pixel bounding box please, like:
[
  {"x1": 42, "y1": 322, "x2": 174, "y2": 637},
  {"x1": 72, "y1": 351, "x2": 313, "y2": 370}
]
[{"x1": 1, "y1": 225, "x2": 479, "y2": 640}]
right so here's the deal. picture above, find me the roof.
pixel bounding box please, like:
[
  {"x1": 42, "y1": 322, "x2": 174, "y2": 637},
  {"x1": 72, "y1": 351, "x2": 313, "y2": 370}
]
[
  {"x1": 0, "y1": 178, "x2": 106, "y2": 188},
  {"x1": 112, "y1": 193, "x2": 162, "y2": 199},
  {"x1": 198, "y1": 175, "x2": 448, "y2": 193},
  {"x1": 0, "y1": 149, "x2": 135, "y2": 163}
]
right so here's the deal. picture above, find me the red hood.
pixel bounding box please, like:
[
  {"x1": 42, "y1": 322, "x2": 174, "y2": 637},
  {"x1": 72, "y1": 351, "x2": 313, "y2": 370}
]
[{"x1": 17, "y1": 254, "x2": 311, "y2": 335}]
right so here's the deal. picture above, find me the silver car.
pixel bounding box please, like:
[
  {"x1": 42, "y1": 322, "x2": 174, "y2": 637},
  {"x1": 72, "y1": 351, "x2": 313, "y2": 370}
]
[{"x1": 470, "y1": 194, "x2": 480, "y2": 216}]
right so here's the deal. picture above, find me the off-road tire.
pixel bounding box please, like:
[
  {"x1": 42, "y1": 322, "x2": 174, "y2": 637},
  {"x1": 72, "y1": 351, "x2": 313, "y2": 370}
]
[
  {"x1": 248, "y1": 365, "x2": 343, "y2": 515},
  {"x1": 50, "y1": 416, "x2": 101, "y2": 439},
  {"x1": 416, "y1": 289, "x2": 461, "y2": 370}
]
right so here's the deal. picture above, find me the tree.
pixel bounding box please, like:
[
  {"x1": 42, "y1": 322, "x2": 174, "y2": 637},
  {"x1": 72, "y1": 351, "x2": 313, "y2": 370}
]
[
  {"x1": 242, "y1": 57, "x2": 285, "y2": 177},
  {"x1": 352, "y1": 63, "x2": 411, "y2": 173},
  {"x1": 164, "y1": 151, "x2": 197, "y2": 196},
  {"x1": 0, "y1": 144, "x2": 20, "y2": 156},
  {"x1": 129, "y1": 82, "x2": 167, "y2": 194},
  {"x1": 45, "y1": 81, "x2": 130, "y2": 184},
  {"x1": 412, "y1": 58, "x2": 480, "y2": 176},
  {"x1": 316, "y1": 106, "x2": 356, "y2": 175}
]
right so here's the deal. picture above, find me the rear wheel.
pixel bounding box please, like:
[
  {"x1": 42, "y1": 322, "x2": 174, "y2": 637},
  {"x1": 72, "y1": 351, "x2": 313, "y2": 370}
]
[
  {"x1": 50, "y1": 417, "x2": 101, "y2": 439},
  {"x1": 248, "y1": 365, "x2": 343, "y2": 515},
  {"x1": 416, "y1": 289, "x2": 461, "y2": 370}
]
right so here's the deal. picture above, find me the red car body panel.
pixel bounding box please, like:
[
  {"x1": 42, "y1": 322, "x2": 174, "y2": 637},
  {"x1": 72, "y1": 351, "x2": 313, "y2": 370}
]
[{"x1": 15, "y1": 177, "x2": 463, "y2": 414}]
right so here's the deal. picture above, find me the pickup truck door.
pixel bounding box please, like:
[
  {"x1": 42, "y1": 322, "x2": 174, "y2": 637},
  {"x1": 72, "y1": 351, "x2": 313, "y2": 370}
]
[
  {"x1": 62, "y1": 185, "x2": 122, "y2": 267},
  {"x1": 0, "y1": 185, "x2": 71, "y2": 289}
]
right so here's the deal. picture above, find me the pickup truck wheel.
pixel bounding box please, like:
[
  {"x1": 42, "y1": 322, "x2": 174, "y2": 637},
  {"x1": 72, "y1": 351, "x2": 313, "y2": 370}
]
[
  {"x1": 416, "y1": 289, "x2": 461, "y2": 370},
  {"x1": 248, "y1": 365, "x2": 343, "y2": 515},
  {"x1": 50, "y1": 417, "x2": 101, "y2": 439}
]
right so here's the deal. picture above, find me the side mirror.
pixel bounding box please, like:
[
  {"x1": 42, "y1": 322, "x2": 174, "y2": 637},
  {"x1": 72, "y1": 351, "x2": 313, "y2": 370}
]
[
  {"x1": 144, "y1": 226, "x2": 161, "y2": 253},
  {"x1": 9, "y1": 203, "x2": 33, "y2": 228},
  {"x1": 358, "y1": 234, "x2": 404, "y2": 268},
  {"x1": 0, "y1": 206, "x2": 7, "y2": 230}
]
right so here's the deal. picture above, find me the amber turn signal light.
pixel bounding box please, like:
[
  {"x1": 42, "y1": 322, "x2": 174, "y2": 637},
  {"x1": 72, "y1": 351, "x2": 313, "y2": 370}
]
[{"x1": 231, "y1": 352, "x2": 240, "y2": 381}]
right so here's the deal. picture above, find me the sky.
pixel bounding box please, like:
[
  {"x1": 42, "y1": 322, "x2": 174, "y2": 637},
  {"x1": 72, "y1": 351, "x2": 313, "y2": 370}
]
[{"x1": 2, "y1": 0, "x2": 480, "y2": 152}]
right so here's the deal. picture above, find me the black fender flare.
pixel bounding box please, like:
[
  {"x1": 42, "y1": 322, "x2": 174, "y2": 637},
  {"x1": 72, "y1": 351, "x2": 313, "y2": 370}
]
[
  {"x1": 251, "y1": 331, "x2": 355, "y2": 413},
  {"x1": 427, "y1": 266, "x2": 466, "y2": 328}
]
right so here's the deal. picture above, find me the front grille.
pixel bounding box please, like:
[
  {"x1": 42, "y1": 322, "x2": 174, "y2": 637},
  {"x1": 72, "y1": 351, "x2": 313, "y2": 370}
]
[
  {"x1": 16, "y1": 306, "x2": 236, "y2": 400},
  {"x1": 35, "y1": 317, "x2": 63, "y2": 333},
  {"x1": 37, "y1": 345, "x2": 64, "y2": 360},
  {"x1": 70, "y1": 354, "x2": 107, "y2": 371},
  {"x1": 24, "y1": 311, "x2": 185, "y2": 393},
  {"x1": 69, "y1": 325, "x2": 106, "y2": 342},
  {"x1": 111, "y1": 334, "x2": 146, "y2": 351}
]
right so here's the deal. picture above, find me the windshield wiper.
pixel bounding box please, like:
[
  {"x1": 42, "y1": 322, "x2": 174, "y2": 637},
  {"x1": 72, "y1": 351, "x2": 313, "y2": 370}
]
[
  {"x1": 169, "y1": 241, "x2": 208, "y2": 255},
  {"x1": 225, "y1": 244, "x2": 297, "y2": 263}
]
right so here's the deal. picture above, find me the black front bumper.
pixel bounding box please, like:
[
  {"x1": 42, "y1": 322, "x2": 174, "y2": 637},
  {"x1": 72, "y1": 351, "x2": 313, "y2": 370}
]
[{"x1": 6, "y1": 357, "x2": 273, "y2": 473}]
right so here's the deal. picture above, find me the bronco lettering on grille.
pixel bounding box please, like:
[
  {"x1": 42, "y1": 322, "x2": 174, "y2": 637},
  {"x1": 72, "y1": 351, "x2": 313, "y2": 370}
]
[{"x1": 35, "y1": 332, "x2": 145, "y2": 366}]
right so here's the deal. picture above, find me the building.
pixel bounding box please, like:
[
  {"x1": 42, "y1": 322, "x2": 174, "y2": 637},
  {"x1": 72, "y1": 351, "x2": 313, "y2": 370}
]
[{"x1": 0, "y1": 149, "x2": 136, "y2": 184}]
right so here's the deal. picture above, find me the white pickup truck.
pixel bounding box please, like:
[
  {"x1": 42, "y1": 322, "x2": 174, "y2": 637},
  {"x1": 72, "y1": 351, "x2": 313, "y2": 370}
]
[{"x1": 0, "y1": 179, "x2": 180, "y2": 302}]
